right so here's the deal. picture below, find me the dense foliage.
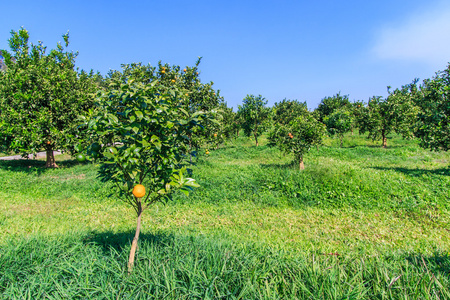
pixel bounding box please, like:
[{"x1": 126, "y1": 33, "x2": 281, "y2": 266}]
[
  {"x1": 414, "y1": 63, "x2": 450, "y2": 151},
  {"x1": 324, "y1": 108, "x2": 354, "y2": 147},
  {"x1": 0, "y1": 28, "x2": 99, "y2": 167},
  {"x1": 104, "y1": 59, "x2": 224, "y2": 155},
  {"x1": 271, "y1": 98, "x2": 308, "y2": 125},
  {"x1": 314, "y1": 92, "x2": 351, "y2": 122}
]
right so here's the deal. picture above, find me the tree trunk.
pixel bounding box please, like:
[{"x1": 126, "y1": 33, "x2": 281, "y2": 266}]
[
  {"x1": 382, "y1": 130, "x2": 387, "y2": 148},
  {"x1": 254, "y1": 121, "x2": 259, "y2": 146},
  {"x1": 128, "y1": 202, "x2": 143, "y2": 274},
  {"x1": 188, "y1": 133, "x2": 192, "y2": 164},
  {"x1": 299, "y1": 156, "x2": 305, "y2": 170},
  {"x1": 45, "y1": 147, "x2": 58, "y2": 168}
]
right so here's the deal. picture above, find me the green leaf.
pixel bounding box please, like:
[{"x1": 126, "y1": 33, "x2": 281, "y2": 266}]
[{"x1": 135, "y1": 110, "x2": 144, "y2": 120}]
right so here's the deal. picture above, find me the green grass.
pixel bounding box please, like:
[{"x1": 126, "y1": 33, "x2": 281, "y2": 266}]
[{"x1": 0, "y1": 133, "x2": 449, "y2": 299}]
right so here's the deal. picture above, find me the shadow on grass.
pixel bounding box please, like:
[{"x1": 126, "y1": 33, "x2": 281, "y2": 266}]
[
  {"x1": 371, "y1": 166, "x2": 450, "y2": 177},
  {"x1": 406, "y1": 253, "x2": 450, "y2": 276},
  {"x1": 259, "y1": 160, "x2": 297, "y2": 170},
  {"x1": 0, "y1": 158, "x2": 86, "y2": 174},
  {"x1": 81, "y1": 230, "x2": 176, "y2": 254}
]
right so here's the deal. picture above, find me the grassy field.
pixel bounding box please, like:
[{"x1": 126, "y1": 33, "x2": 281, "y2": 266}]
[{"x1": 0, "y1": 133, "x2": 449, "y2": 299}]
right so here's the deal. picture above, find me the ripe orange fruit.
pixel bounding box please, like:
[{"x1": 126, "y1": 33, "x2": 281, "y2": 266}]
[
  {"x1": 213, "y1": 133, "x2": 217, "y2": 137},
  {"x1": 171, "y1": 79, "x2": 176, "y2": 83},
  {"x1": 161, "y1": 70, "x2": 165, "y2": 74},
  {"x1": 183, "y1": 68, "x2": 187, "y2": 72},
  {"x1": 133, "y1": 184, "x2": 146, "y2": 198}
]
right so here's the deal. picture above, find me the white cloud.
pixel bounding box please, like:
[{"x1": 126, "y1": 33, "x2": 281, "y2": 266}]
[{"x1": 372, "y1": 3, "x2": 450, "y2": 68}]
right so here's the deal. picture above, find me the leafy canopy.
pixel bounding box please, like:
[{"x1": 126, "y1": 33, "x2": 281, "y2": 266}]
[
  {"x1": 0, "y1": 28, "x2": 98, "y2": 166},
  {"x1": 315, "y1": 92, "x2": 351, "y2": 122},
  {"x1": 414, "y1": 63, "x2": 450, "y2": 151},
  {"x1": 104, "y1": 59, "x2": 224, "y2": 154}
]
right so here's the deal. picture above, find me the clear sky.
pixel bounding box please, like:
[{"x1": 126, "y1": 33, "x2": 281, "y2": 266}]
[{"x1": 1, "y1": 0, "x2": 449, "y2": 110}]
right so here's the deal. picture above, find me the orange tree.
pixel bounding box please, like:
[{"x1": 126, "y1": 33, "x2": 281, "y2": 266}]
[
  {"x1": 413, "y1": 64, "x2": 450, "y2": 151},
  {"x1": 0, "y1": 28, "x2": 98, "y2": 167},
  {"x1": 237, "y1": 94, "x2": 270, "y2": 146},
  {"x1": 268, "y1": 99, "x2": 308, "y2": 148},
  {"x1": 270, "y1": 112, "x2": 325, "y2": 170},
  {"x1": 83, "y1": 65, "x2": 214, "y2": 273},
  {"x1": 358, "y1": 84, "x2": 418, "y2": 148}
]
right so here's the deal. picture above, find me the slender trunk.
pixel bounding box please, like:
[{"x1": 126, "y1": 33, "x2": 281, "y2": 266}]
[
  {"x1": 45, "y1": 147, "x2": 58, "y2": 168},
  {"x1": 382, "y1": 130, "x2": 387, "y2": 148},
  {"x1": 188, "y1": 133, "x2": 192, "y2": 164},
  {"x1": 254, "y1": 121, "x2": 259, "y2": 146},
  {"x1": 128, "y1": 202, "x2": 143, "y2": 274},
  {"x1": 299, "y1": 156, "x2": 305, "y2": 170}
]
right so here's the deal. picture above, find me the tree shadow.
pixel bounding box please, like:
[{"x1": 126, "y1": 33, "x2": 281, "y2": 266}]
[
  {"x1": 260, "y1": 160, "x2": 297, "y2": 170},
  {"x1": 0, "y1": 158, "x2": 86, "y2": 174},
  {"x1": 80, "y1": 230, "x2": 176, "y2": 254},
  {"x1": 406, "y1": 253, "x2": 450, "y2": 277},
  {"x1": 371, "y1": 166, "x2": 450, "y2": 177}
]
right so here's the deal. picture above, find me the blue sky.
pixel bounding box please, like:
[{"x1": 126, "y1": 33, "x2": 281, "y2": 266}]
[{"x1": 1, "y1": 0, "x2": 450, "y2": 110}]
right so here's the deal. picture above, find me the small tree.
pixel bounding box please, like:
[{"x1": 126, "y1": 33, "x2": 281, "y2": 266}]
[
  {"x1": 414, "y1": 64, "x2": 450, "y2": 151},
  {"x1": 86, "y1": 65, "x2": 214, "y2": 273},
  {"x1": 268, "y1": 99, "x2": 308, "y2": 149},
  {"x1": 324, "y1": 108, "x2": 354, "y2": 147},
  {"x1": 270, "y1": 113, "x2": 326, "y2": 170},
  {"x1": 0, "y1": 28, "x2": 98, "y2": 167},
  {"x1": 359, "y1": 84, "x2": 418, "y2": 148},
  {"x1": 237, "y1": 94, "x2": 270, "y2": 146}
]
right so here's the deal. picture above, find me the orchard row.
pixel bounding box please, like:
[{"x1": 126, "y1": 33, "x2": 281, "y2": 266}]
[{"x1": 1, "y1": 27, "x2": 449, "y2": 272}]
